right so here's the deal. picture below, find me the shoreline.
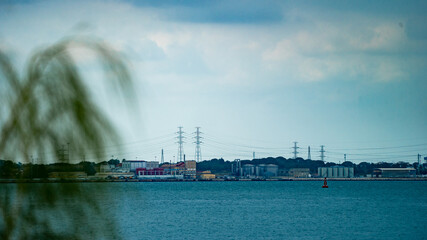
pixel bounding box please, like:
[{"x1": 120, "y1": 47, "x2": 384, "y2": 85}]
[{"x1": 1, "y1": 177, "x2": 427, "y2": 183}]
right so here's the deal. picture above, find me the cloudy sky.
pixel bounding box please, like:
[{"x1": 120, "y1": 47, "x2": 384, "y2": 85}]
[{"x1": 1, "y1": 0, "x2": 426, "y2": 163}]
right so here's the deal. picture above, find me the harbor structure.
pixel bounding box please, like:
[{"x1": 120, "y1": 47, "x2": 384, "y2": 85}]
[
  {"x1": 48, "y1": 172, "x2": 87, "y2": 179},
  {"x1": 96, "y1": 171, "x2": 135, "y2": 179},
  {"x1": 318, "y1": 166, "x2": 354, "y2": 178}
]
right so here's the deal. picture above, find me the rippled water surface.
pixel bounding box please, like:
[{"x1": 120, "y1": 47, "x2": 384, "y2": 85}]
[{"x1": 83, "y1": 181, "x2": 427, "y2": 240}]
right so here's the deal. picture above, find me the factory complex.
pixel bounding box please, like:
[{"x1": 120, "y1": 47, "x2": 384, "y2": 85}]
[
  {"x1": 97, "y1": 160, "x2": 197, "y2": 180},
  {"x1": 95, "y1": 159, "x2": 420, "y2": 181}
]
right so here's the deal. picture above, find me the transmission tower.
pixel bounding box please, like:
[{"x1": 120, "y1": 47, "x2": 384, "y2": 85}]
[
  {"x1": 292, "y1": 142, "x2": 299, "y2": 159},
  {"x1": 307, "y1": 146, "x2": 311, "y2": 160},
  {"x1": 176, "y1": 127, "x2": 185, "y2": 163},
  {"x1": 161, "y1": 148, "x2": 164, "y2": 164},
  {"x1": 320, "y1": 145, "x2": 325, "y2": 162},
  {"x1": 253, "y1": 151, "x2": 255, "y2": 160},
  {"x1": 194, "y1": 127, "x2": 203, "y2": 162}
]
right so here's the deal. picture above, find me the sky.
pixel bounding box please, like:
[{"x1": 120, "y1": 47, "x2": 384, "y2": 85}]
[{"x1": 0, "y1": 0, "x2": 426, "y2": 163}]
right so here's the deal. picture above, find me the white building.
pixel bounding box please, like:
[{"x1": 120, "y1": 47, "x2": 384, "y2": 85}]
[
  {"x1": 318, "y1": 166, "x2": 354, "y2": 178},
  {"x1": 122, "y1": 160, "x2": 160, "y2": 172},
  {"x1": 146, "y1": 161, "x2": 159, "y2": 169},
  {"x1": 122, "y1": 160, "x2": 146, "y2": 172}
]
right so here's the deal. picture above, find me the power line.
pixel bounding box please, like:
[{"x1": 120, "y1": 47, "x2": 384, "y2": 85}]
[
  {"x1": 329, "y1": 143, "x2": 427, "y2": 151},
  {"x1": 202, "y1": 133, "x2": 284, "y2": 150}
]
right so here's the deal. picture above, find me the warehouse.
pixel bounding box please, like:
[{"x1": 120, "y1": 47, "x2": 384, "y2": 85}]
[{"x1": 373, "y1": 168, "x2": 416, "y2": 178}]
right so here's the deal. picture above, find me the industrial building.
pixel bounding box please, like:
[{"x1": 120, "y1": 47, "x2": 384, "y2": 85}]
[
  {"x1": 373, "y1": 168, "x2": 416, "y2": 178},
  {"x1": 99, "y1": 163, "x2": 113, "y2": 173},
  {"x1": 146, "y1": 161, "x2": 160, "y2": 169},
  {"x1": 156, "y1": 160, "x2": 197, "y2": 179},
  {"x1": 289, "y1": 168, "x2": 310, "y2": 178},
  {"x1": 257, "y1": 164, "x2": 279, "y2": 177},
  {"x1": 318, "y1": 166, "x2": 354, "y2": 178},
  {"x1": 136, "y1": 167, "x2": 184, "y2": 179},
  {"x1": 136, "y1": 168, "x2": 164, "y2": 176},
  {"x1": 184, "y1": 160, "x2": 197, "y2": 179},
  {"x1": 199, "y1": 170, "x2": 215, "y2": 180},
  {"x1": 122, "y1": 160, "x2": 159, "y2": 172},
  {"x1": 242, "y1": 164, "x2": 256, "y2": 177},
  {"x1": 233, "y1": 160, "x2": 278, "y2": 178},
  {"x1": 231, "y1": 159, "x2": 242, "y2": 176},
  {"x1": 122, "y1": 160, "x2": 146, "y2": 172}
]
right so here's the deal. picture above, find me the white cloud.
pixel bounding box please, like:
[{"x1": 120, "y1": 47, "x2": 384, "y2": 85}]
[
  {"x1": 2, "y1": 0, "x2": 416, "y2": 89},
  {"x1": 375, "y1": 60, "x2": 407, "y2": 82},
  {"x1": 261, "y1": 17, "x2": 411, "y2": 83}
]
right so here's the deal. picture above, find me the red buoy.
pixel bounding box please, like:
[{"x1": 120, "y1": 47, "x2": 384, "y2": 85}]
[{"x1": 322, "y1": 177, "x2": 328, "y2": 188}]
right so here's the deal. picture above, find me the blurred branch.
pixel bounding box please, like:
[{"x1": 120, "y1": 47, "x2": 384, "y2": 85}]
[{"x1": 0, "y1": 36, "x2": 139, "y2": 239}]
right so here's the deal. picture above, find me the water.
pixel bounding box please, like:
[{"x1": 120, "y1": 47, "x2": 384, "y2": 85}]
[
  {"x1": 3, "y1": 181, "x2": 427, "y2": 239},
  {"x1": 86, "y1": 181, "x2": 427, "y2": 240}
]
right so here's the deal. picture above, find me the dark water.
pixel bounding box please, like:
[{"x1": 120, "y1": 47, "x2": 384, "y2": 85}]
[
  {"x1": 87, "y1": 181, "x2": 427, "y2": 240},
  {"x1": 3, "y1": 181, "x2": 427, "y2": 239}
]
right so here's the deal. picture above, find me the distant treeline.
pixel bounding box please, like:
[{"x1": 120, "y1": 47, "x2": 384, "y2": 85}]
[
  {"x1": 0, "y1": 159, "x2": 119, "y2": 179},
  {"x1": 1, "y1": 157, "x2": 425, "y2": 179},
  {"x1": 196, "y1": 157, "x2": 426, "y2": 176}
]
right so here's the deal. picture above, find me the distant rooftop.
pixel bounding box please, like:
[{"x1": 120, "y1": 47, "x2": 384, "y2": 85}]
[{"x1": 376, "y1": 168, "x2": 416, "y2": 171}]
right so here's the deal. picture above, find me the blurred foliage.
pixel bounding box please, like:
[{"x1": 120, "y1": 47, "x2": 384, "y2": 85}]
[{"x1": 0, "y1": 37, "x2": 137, "y2": 239}]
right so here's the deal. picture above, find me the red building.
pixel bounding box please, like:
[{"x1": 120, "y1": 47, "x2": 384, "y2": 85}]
[{"x1": 136, "y1": 167, "x2": 164, "y2": 176}]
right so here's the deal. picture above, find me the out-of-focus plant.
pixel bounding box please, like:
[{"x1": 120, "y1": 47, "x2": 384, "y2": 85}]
[{"x1": 0, "y1": 37, "x2": 137, "y2": 239}]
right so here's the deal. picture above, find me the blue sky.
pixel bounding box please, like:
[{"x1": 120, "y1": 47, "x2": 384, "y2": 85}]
[{"x1": 0, "y1": 0, "x2": 426, "y2": 163}]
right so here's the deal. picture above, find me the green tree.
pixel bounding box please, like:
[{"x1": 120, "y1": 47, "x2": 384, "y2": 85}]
[
  {"x1": 0, "y1": 160, "x2": 20, "y2": 178},
  {"x1": 108, "y1": 158, "x2": 120, "y2": 166},
  {"x1": 79, "y1": 161, "x2": 97, "y2": 176}
]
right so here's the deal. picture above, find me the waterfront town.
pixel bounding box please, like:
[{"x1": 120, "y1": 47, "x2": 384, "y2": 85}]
[{"x1": 1, "y1": 156, "x2": 426, "y2": 182}]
